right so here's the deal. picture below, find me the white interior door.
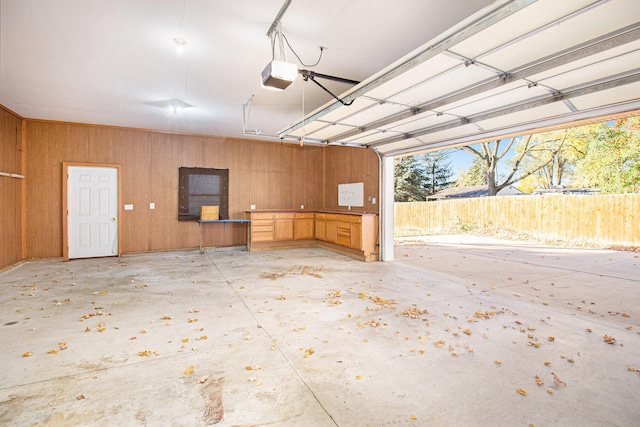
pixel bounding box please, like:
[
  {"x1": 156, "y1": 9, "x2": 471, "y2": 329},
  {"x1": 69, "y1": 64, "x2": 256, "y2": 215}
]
[{"x1": 67, "y1": 166, "x2": 118, "y2": 259}]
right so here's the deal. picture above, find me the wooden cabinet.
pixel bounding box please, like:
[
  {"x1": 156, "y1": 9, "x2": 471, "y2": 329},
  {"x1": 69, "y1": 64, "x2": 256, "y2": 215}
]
[
  {"x1": 325, "y1": 214, "x2": 338, "y2": 243},
  {"x1": 247, "y1": 210, "x2": 378, "y2": 261},
  {"x1": 274, "y1": 213, "x2": 294, "y2": 240},
  {"x1": 295, "y1": 213, "x2": 315, "y2": 239},
  {"x1": 350, "y1": 216, "x2": 362, "y2": 250},
  {"x1": 250, "y1": 213, "x2": 274, "y2": 242},
  {"x1": 315, "y1": 213, "x2": 326, "y2": 241},
  {"x1": 337, "y1": 214, "x2": 351, "y2": 247}
]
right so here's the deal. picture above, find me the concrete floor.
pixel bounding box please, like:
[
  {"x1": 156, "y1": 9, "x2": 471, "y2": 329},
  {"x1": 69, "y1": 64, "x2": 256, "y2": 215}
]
[{"x1": 1, "y1": 237, "x2": 639, "y2": 426}]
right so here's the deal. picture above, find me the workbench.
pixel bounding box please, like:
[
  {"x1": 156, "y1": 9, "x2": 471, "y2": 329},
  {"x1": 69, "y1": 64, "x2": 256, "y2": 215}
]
[{"x1": 198, "y1": 219, "x2": 251, "y2": 254}]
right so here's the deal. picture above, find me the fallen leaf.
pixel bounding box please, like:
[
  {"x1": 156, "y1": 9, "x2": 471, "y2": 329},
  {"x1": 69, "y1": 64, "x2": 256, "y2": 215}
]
[
  {"x1": 603, "y1": 334, "x2": 617, "y2": 345},
  {"x1": 493, "y1": 360, "x2": 502, "y2": 365},
  {"x1": 47, "y1": 349, "x2": 59, "y2": 354},
  {"x1": 517, "y1": 388, "x2": 527, "y2": 396},
  {"x1": 551, "y1": 372, "x2": 566, "y2": 386},
  {"x1": 196, "y1": 375, "x2": 208, "y2": 384},
  {"x1": 184, "y1": 366, "x2": 194, "y2": 375},
  {"x1": 21, "y1": 352, "x2": 33, "y2": 357},
  {"x1": 303, "y1": 348, "x2": 315, "y2": 358},
  {"x1": 59, "y1": 342, "x2": 68, "y2": 350},
  {"x1": 76, "y1": 394, "x2": 86, "y2": 400}
]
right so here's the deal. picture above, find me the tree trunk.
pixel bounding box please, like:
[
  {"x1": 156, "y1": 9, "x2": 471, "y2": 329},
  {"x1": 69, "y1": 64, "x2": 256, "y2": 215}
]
[{"x1": 487, "y1": 167, "x2": 497, "y2": 196}]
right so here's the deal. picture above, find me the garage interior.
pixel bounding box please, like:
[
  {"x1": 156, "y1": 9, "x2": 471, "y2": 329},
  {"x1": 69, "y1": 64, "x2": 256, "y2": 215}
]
[{"x1": 1, "y1": 0, "x2": 640, "y2": 425}]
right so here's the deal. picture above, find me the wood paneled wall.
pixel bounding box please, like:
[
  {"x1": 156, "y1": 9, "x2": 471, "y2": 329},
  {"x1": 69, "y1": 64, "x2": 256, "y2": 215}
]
[
  {"x1": 24, "y1": 121, "x2": 378, "y2": 258},
  {"x1": 323, "y1": 146, "x2": 380, "y2": 212},
  {"x1": 0, "y1": 107, "x2": 24, "y2": 270}
]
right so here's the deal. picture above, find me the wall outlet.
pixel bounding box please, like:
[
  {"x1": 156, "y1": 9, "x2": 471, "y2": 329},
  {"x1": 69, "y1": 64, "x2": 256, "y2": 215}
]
[
  {"x1": 372, "y1": 197, "x2": 376, "y2": 205},
  {"x1": 149, "y1": 202, "x2": 155, "y2": 209},
  {"x1": 301, "y1": 204, "x2": 304, "y2": 209},
  {"x1": 124, "y1": 204, "x2": 133, "y2": 210},
  {"x1": 250, "y1": 204, "x2": 256, "y2": 210}
]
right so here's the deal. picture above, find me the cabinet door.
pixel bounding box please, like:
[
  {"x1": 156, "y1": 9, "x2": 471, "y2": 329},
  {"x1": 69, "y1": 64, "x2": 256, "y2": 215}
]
[
  {"x1": 350, "y1": 222, "x2": 362, "y2": 249},
  {"x1": 274, "y1": 217, "x2": 294, "y2": 240},
  {"x1": 315, "y1": 219, "x2": 326, "y2": 241},
  {"x1": 325, "y1": 220, "x2": 338, "y2": 243},
  {"x1": 295, "y1": 218, "x2": 315, "y2": 239}
]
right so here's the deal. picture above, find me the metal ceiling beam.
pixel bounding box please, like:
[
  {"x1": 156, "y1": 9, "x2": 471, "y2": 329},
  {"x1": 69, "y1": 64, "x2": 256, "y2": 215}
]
[
  {"x1": 277, "y1": 0, "x2": 536, "y2": 138},
  {"x1": 325, "y1": 24, "x2": 640, "y2": 144},
  {"x1": 367, "y1": 71, "x2": 640, "y2": 149},
  {"x1": 385, "y1": 103, "x2": 640, "y2": 157}
]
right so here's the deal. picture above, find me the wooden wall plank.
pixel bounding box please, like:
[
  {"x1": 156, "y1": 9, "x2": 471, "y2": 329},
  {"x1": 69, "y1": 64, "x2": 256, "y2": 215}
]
[
  {"x1": 25, "y1": 122, "x2": 89, "y2": 258},
  {"x1": 323, "y1": 146, "x2": 380, "y2": 213},
  {"x1": 0, "y1": 108, "x2": 23, "y2": 269}
]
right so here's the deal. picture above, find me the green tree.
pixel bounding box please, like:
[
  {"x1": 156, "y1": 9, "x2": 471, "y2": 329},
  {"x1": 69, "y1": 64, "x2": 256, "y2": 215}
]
[
  {"x1": 419, "y1": 151, "x2": 454, "y2": 195},
  {"x1": 394, "y1": 156, "x2": 427, "y2": 201},
  {"x1": 459, "y1": 135, "x2": 565, "y2": 196},
  {"x1": 573, "y1": 117, "x2": 640, "y2": 193},
  {"x1": 518, "y1": 126, "x2": 597, "y2": 189},
  {"x1": 456, "y1": 157, "x2": 487, "y2": 186}
]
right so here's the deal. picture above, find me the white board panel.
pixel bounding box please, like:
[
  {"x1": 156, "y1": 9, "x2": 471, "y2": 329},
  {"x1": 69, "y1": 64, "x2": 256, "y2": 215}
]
[{"x1": 338, "y1": 182, "x2": 364, "y2": 208}]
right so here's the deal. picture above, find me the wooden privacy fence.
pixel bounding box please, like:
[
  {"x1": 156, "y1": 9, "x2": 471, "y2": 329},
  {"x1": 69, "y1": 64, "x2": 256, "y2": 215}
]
[{"x1": 394, "y1": 194, "x2": 640, "y2": 247}]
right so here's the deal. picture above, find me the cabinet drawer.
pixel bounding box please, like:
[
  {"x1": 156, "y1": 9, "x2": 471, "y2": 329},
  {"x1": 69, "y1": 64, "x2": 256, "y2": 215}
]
[
  {"x1": 315, "y1": 213, "x2": 325, "y2": 220},
  {"x1": 252, "y1": 219, "x2": 274, "y2": 228},
  {"x1": 351, "y1": 216, "x2": 362, "y2": 224},
  {"x1": 275, "y1": 213, "x2": 296, "y2": 219},
  {"x1": 337, "y1": 214, "x2": 352, "y2": 222},
  {"x1": 325, "y1": 214, "x2": 337, "y2": 221},
  {"x1": 337, "y1": 235, "x2": 351, "y2": 246},
  {"x1": 251, "y1": 213, "x2": 274, "y2": 220},
  {"x1": 296, "y1": 212, "x2": 315, "y2": 219}
]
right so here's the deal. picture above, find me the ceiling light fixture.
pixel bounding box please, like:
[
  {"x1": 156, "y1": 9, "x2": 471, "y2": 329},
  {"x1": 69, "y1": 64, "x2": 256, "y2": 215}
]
[
  {"x1": 166, "y1": 98, "x2": 190, "y2": 113},
  {"x1": 173, "y1": 37, "x2": 187, "y2": 53}
]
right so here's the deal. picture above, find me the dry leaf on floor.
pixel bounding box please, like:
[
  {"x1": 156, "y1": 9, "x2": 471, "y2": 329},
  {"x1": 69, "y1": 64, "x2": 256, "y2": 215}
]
[
  {"x1": 76, "y1": 394, "x2": 86, "y2": 400},
  {"x1": 517, "y1": 388, "x2": 527, "y2": 396},
  {"x1": 59, "y1": 342, "x2": 68, "y2": 350},
  {"x1": 603, "y1": 334, "x2": 617, "y2": 345},
  {"x1": 184, "y1": 366, "x2": 194, "y2": 375},
  {"x1": 304, "y1": 348, "x2": 314, "y2": 358},
  {"x1": 196, "y1": 375, "x2": 208, "y2": 384},
  {"x1": 551, "y1": 372, "x2": 566, "y2": 386},
  {"x1": 493, "y1": 360, "x2": 502, "y2": 365},
  {"x1": 21, "y1": 352, "x2": 33, "y2": 357},
  {"x1": 47, "y1": 349, "x2": 59, "y2": 354}
]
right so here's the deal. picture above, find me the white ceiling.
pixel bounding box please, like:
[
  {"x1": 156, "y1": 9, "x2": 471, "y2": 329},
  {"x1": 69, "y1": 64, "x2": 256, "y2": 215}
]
[
  {"x1": 279, "y1": 0, "x2": 640, "y2": 156},
  {"x1": 0, "y1": 0, "x2": 493, "y2": 141}
]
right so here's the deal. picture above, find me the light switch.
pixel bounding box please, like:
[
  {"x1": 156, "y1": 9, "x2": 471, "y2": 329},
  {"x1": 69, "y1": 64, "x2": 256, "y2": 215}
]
[
  {"x1": 250, "y1": 204, "x2": 256, "y2": 210},
  {"x1": 372, "y1": 197, "x2": 376, "y2": 205},
  {"x1": 300, "y1": 204, "x2": 304, "y2": 209},
  {"x1": 150, "y1": 203, "x2": 155, "y2": 209},
  {"x1": 124, "y1": 204, "x2": 133, "y2": 210}
]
